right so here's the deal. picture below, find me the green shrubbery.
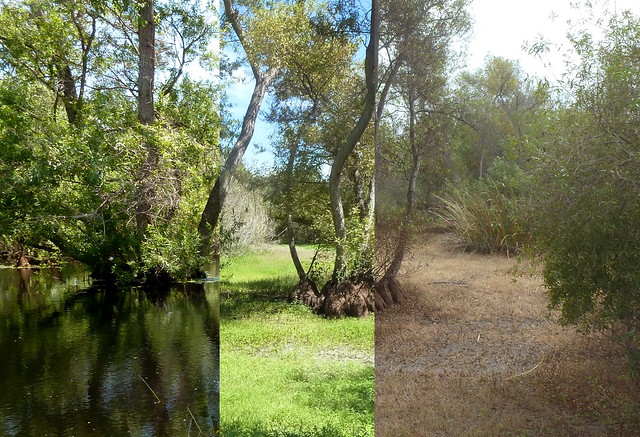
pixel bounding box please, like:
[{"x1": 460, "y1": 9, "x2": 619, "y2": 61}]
[
  {"x1": 532, "y1": 138, "x2": 640, "y2": 373},
  {"x1": 528, "y1": 11, "x2": 640, "y2": 373}
]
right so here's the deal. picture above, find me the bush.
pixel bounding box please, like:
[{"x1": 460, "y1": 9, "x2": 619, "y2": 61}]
[
  {"x1": 531, "y1": 119, "x2": 640, "y2": 372},
  {"x1": 533, "y1": 152, "x2": 640, "y2": 373},
  {"x1": 529, "y1": 11, "x2": 640, "y2": 374},
  {"x1": 221, "y1": 180, "x2": 274, "y2": 255}
]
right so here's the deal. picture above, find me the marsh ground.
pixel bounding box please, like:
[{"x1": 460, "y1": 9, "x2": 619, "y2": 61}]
[
  {"x1": 220, "y1": 245, "x2": 374, "y2": 436},
  {"x1": 375, "y1": 233, "x2": 639, "y2": 436}
]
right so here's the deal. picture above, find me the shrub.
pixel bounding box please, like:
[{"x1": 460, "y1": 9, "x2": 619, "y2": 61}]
[
  {"x1": 529, "y1": 11, "x2": 640, "y2": 374},
  {"x1": 221, "y1": 180, "x2": 274, "y2": 255}
]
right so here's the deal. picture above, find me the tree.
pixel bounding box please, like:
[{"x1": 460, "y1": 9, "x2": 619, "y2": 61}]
[
  {"x1": 0, "y1": 0, "x2": 218, "y2": 280},
  {"x1": 374, "y1": 0, "x2": 470, "y2": 310},
  {"x1": 375, "y1": 76, "x2": 450, "y2": 309},
  {"x1": 271, "y1": 124, "x2": 330, "y2": 309},
  {"x1": 302, "y1": 0, "x2": 377, "y2": 317},
  {"x1": 428, "y1": 56, "x2": 549, "y2": 255},
  {"x1": 247, "y1": 0, "x2": 372, "y2": 316},
  {"x1": 530, "y1": 8, "x2": 640, "y2": 372},
  {"x1": 198, "y1": 0, "x2": 296, "y2": 261},
  {"x1": 449, "y1": 57, "x2": 547, "y2": 180},
  {"x1": 198, "y1": 0, "x2": 375, "y2": 316}
]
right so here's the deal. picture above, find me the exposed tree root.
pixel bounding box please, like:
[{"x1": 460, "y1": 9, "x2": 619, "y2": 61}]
[
  {"x1": 318, "y1": 279, "x2": 374, "y2": 318},
  {"x1": 289, "y1": 277, "x2": 323, "y2": 311},
  {"x1": 374, "y1": 276, "x2": 406, "y2": 311},
  {"x1": 291, "y1": 277, "x2": 375, "y2": 318}
]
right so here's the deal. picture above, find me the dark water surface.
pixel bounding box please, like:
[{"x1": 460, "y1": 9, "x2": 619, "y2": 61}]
[{"x1": 0, "y1": 266, "x2": 219, "y2": 436}]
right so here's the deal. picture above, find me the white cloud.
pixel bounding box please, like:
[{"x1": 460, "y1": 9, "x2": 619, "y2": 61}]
[{"x1": 466, "y1": 0, "x2": 637, "y2": 80}]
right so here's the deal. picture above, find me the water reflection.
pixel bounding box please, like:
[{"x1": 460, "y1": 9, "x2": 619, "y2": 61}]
[{"x1": 0, "y1": 267, "x2": 219, "y2": 436}]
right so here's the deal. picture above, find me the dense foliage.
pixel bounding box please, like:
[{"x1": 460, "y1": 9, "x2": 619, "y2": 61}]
[
  {"x1": 374, "y1": 0, "x2": 640, "y2": 370},
  {"x1": 2, "y1": 0, "x2": 639, "y2": 346},
  {"x1": 0, "y1": 0, "x2": 219, "y2": 281},
  {"x1": 530, "y1": 11, "x2": 640, "y2": 369}
]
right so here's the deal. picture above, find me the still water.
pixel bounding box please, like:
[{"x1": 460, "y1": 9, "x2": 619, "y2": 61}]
[{"x1": 0, "y1": 265, "x2": 219, "y2": 436}]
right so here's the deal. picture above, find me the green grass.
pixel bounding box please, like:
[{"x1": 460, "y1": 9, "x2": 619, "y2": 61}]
[{"x1": 220, "y1": 245, "x2": 374, "y2": 436}]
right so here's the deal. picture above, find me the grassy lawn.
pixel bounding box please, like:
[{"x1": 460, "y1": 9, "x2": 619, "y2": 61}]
[{"x1": 219, "y1": 246, "x2": 374, "y2": 436}]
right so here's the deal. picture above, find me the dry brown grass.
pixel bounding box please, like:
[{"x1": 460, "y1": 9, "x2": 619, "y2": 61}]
[{"x1": 375, "y1": 233, "x2": 640, "y2": 437}]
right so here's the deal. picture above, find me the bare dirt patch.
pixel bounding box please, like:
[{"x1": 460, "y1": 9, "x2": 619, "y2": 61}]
[{"x1": 375, "y1": 234, "x2": 639, "y2": 436}]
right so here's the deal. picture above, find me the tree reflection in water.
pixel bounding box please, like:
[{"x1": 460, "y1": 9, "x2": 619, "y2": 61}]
[{"x1": 0, "y1": 267, "x2": 219, "y2": 436}]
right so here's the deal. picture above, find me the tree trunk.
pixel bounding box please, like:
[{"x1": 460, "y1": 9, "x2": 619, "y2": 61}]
[
  {"x1": 136, "y1": 0, "x2": 158, "y2": 233},
  {"x1": 287, "y1": 214, "x2": 306, "y2": 281},
  {"x1": 328, "y1": 0, "x2": 378, "y2": 283},
  {"x1": 198, "y1": 0, "x2": 277, "y2": 266},
  {"x1": 137, "y1": 0, "x2": 155, "y2": 127},
  {"x1": 375, "y1": 85, "x2": 421, "y2": 310},
  {"x1": 282, "y1": 145, "x2": 306, "y2": 281},
  {"x1": 59, "y1": 64, "x2": 78, "y2": 125},
  {"x1": 352, "y1": 149, "x2": 376, "y2": 277},
  {"x1": 319, "y1": 0, "x2": 378, "y2": 317},
  {"x1": 372, "y1": 53, "x2": 406, "y2": 310},
  {"x1": 287, "y1": 211, "x2": 322, "y2": 309},
  {"x1": 197, "y1": 69, "x2": 275, "y2": 255},
  {"x1": 283, "y1": 142, "x2": 322, "y2": 308}
]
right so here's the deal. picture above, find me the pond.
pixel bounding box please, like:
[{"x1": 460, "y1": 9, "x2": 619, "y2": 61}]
[{"x1": 0, "y1": 265, "x2": 219, "y2": 436}]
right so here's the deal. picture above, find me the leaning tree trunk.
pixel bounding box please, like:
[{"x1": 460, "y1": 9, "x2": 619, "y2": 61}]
[
  {"x1": 287, "y1": 212, "x2": 323, "y2": 309},
  {"x1": 371, "y1": 51, "x2": 407, "y2": 309},
  {"x1": 374, "y1": 156, "x2": 419, "y2": 309},
  {"x1": 284, "y1": 143, "x2": 323, "y2": 309},
  {"x1": 197, "y1": 0, "x2": 277, "y2": 274},
  {"x1": 197, "y1": 70, "x2": 274, "y2": 252},
  {"x1": 318, "y1": 0, "x2": 378, "y2": 318}
]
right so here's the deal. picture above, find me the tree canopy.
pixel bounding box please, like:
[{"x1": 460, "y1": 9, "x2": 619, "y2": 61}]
[{"x1": 0, "y1": 0, "x2": 219, "y2": 280}]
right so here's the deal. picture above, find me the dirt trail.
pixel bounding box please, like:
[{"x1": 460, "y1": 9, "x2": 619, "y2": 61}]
[{"x1": 375, "y1": 234, "x2": 639, "y2": 436}]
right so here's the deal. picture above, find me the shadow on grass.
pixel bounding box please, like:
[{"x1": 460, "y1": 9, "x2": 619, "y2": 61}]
[
  {"x1": 221, "y1": 423, "x2": 367, "y2": 437},
  {"x1": 220, "y1": 276, "x2": 305, "y2": 319}
]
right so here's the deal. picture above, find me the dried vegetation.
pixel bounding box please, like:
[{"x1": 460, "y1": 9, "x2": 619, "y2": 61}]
[{"x1": 375, "y1": 234, "x2": 639, "y2": 436}]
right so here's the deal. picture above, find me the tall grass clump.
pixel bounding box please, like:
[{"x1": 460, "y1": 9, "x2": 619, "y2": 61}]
[
  {"x1": 436, "y1": 178, "x2": 530, "y2": 254},
  {"x1": 221, "y1": 180, "x2": 274, "y2": 255}
]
